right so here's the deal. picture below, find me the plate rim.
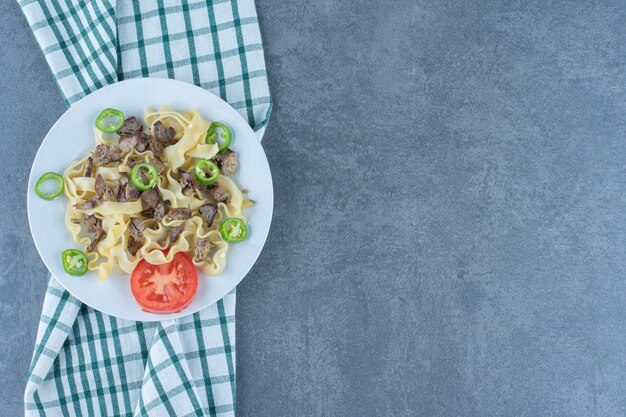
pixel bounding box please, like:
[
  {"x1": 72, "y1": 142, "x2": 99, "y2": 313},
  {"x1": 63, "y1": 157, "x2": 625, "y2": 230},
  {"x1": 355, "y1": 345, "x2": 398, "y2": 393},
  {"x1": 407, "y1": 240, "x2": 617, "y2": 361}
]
[{"x1": 27, "y1": 77, "x2": 273, "y2": 322}]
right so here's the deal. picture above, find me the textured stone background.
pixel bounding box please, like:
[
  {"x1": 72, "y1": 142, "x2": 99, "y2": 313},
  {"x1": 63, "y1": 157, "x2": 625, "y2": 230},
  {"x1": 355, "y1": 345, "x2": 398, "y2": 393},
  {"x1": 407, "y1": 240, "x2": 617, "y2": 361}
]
[{"x1": 2, "y1": 1, "x2": 626, "y2": 416}]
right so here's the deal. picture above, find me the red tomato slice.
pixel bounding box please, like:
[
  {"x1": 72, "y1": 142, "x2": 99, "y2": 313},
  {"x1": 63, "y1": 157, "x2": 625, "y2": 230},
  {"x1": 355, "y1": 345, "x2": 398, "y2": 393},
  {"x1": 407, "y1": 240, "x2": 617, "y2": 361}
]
[{"x1": 130, "y1": 252, "x2": 198, "y2": 314}]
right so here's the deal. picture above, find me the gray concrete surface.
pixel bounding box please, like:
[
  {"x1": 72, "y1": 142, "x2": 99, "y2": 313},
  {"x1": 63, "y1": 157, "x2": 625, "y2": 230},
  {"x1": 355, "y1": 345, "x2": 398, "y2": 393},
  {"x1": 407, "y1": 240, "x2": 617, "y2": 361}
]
[{"x1": 2, "y1": 1, "x2": 626, "y2": 416}]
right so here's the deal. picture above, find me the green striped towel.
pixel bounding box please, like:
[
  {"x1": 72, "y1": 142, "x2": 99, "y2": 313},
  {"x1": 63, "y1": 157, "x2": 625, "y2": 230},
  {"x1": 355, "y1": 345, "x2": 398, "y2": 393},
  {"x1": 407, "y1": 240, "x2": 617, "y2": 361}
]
[{"x1": 19, "y1": 1, "x2": 271, "y2": 416}]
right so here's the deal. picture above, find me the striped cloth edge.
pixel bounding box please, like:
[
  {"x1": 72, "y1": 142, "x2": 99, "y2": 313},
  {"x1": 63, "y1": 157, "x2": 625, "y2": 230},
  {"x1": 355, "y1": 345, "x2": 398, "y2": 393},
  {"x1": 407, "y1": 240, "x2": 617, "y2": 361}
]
[{"x1": 19, "y1": 0, "x2": 271, "y2": 415}]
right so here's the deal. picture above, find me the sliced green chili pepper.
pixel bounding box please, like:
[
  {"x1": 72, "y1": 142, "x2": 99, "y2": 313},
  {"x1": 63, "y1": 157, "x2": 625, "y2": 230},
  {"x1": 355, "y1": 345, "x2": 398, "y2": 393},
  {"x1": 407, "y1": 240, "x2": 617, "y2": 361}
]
[
  {"x1": 194, "y1": 159, "x2": 220, "y2": 185},
  {"x1": 35, "y1": 172, "x2": 64, "y2": 200},
  {"x1": 130, "y1": 163, "x2": 158, "y2": 191},
  {"x1": 206, "y1": 122, "x2": 232, "y2": 152},
  {"x1": 62, "y1": 249, "x2": 88, "y2": 276},
  {"x1": 219, "y1": 218, "x2": 247, "y2": 242},
  {"x1": 95, "y1": 108, "x2": 125, "y2": 133}
]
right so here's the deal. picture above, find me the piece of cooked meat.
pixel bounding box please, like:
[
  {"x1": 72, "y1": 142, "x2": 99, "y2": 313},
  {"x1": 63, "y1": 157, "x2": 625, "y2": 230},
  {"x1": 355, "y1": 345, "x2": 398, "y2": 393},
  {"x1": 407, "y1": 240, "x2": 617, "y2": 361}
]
[
  {"x1": 85, "y1": 215, "x2": 106, "y2": 252},
  {"x1": 95, "y1": 174, "x2": 117, "y2": 202},
  {"x1": 187, "y1": 173, "x2": 209, "y2": 193},
  {"x1": 109, "y1": 186, "x2": 119, "y2": 201},
  {"x1": 127, "y1": 186, "x2": 141, "y2": 201},
  {"x1": 153, "y1": 121, "x2": 176, "y2": 145},
  {"x1": 150, "y1": 157, "x2": 165, "y2": 174},
  {"x1": 168, "y1": 224, "x2": 184, "y2": 244},
  {"x1": 127, "y1": 217, "x2": 145, "y2": 256},
  {"x1": 193, "y1": 238, "x2": 214, "y2": 262},
  {"x1": 92, "y1": 144, "x2": 121, "y2": 165},
  {"x1": 84, "y1": 157, "x2": 94, "y2": 177},
  {"x1": 119, "y1": 132, "x2": 151, "y2": 154},
  {"x1": 210, "y1": 185, "x2": 230, "y2": 202},
  {"x1": 116, "y1": 187, "x2": 125, "y2": 202},
  {"x1": 140, "y1": 186, "x2": 162, "y2": 209},
  {"x1": 163, "y1": 207, "x2": 192, "y2": 222},
  {"x1": 108, "y1": 147, "x2": 122, "y2": 164},
  {"x1": 117, "y1": 172, "x2": 140, "y2": 202},
  {"x1": 141, "y1": 208, "x2": 155, "y2": 218},
  {"x1": 187, "y1": 176, "x2": 229, "y2": 202},
  {"x1": 127, "y1": 237, "x2": 143, "y2": 256},
  {"x1": 128, "y1": 217, "x2": 145, "y2": 247},
  {"x1": 87, "y1": 228, "x2": 106, "y2": 252},
  {"x1": 117, "y1": 116, "x2": 143, "y2": 136},
  {"x1": 74, "y1": 199, "x2": 101, "y2": 210},
  {"x1": 95, "y1": 174, "x2": 106, "y2": 198},
  {"x1": 129, "y1": 217, "x2": 145, "y2": 237},
  {"x1": 178, "y1": 169, "x2": 194, "y2": 196},
  {"x1": 118, "y1": 132, "x2": 138, "y2": 153},
  {"x1": 147, "y1": 134, "x2": 161, "y2": 158},
  {"x1": 136, "y1": 134, "x2": 149, "y2": 152},
  {"x1": 199, "y1": 204, "x2": 218, "y2": 227},
  {"x1": 218, "y1": 150, "x2": 238, "y2": 176},
  {"x1": 84, "y1": 214, "x2": 101, "y2": 233},
  {"x1": 154, "y1": 200, "x2": 171, "y2": 222}
]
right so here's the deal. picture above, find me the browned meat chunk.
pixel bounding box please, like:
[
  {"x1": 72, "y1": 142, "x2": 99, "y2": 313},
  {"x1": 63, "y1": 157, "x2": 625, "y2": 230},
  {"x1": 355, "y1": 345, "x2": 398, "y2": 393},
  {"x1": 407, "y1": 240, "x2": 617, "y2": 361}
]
[
  {"x1": 129, "y1": 217, "x2": 145, "y2": 237},
  {"x1": 178, "y1": 169, "x2": 194, "y2": 196},
  {"x1": 193, "y1": 238, "x2": 214, "y2": 262},
  {"x1": 150, "y1": 157, "x2": 165, "y2": 174},
  {"x1": 117, "y1": 172, "x2": 140, "y2": 202},
  {"x1": 117, "y1": 181, "x2": 126, "y2": 202},
  {"x1": 199, "y1": 204, "x2": 218, "y2": 227},
  {"x1": 85, "y1": 214, "x2": 106, "y2": 253},
  {"x1": 109, "y1": 186, "x2": 119, "y2": 201},
  {"x1": 118, "y1": 132, "x2": 138, "y2": 153},
  {"x1": 86, "y1": 235, "x2": 102, "y2": 253},
  {"x1": 127, "y1": 217, "x2": 145, "y2": 256},
  {"x1": 153, "y1": 121, "x2": 176, "y2": 145},
  {"x1": 87, "y1": 229, "x2": 106, "y2": 252},
  {"x1": 84, "y1": 214, "x2": 101, "y2": 233},
  {"x1": 92, "y1": 144, "x2": 121, "y2": 165},
  {"x1": 95, "y1": 174, "x2": 106, "y2": 198},
  {"x1": 147, "y1": 134, "x2": 161, "y2": 158},
  {"x1": 168, "y1": 224, "x2": 184, "y2": 244},
  {"x1": 218, "y1": 150, "x2": 238, "y2": 176},
  {"x1": 119, "y1": 131, "x2": 151, "y2": 154},
  {"x1": 84, "y1": 157, "x2": 94, "y2": 177},
  {"x1": 117, "y1": 116, "x2": 143, "y2": 136},
  {"x1": 140, "y1": 186, "x2": 162, "y2": 209},
  {"x1": 211, "y1": 185, "x2": 230, "y2": 202},
  {"x1": 127, "y1": 187, "x2": 141, "y2": 202},
  {"x1": 118, "y1": 134, "x2": 137, "y2": 153},
  {"x1": 74, "y1": 199, "x2": 101, "y2": 210},
  {"x1": 184, "y1": 172, "x2": 214, "y2": 194},
  {"x1": 163, "y1": 207, "x2": 192, "y2": 222},
  {"x1": 141, "y1": 208, "x2": 154, "y2": 218},
  {"x1": 95, "y1": 174, "x2": 117, "y2": 202},
  {"x1": 154, "y1": 200, "x2": 171, "y2": 222},
  {"x1": 127, "y1": 238, "x2": 143, "y2": 256},
  {"x1": 136, "y1": 134, "x2": 149, "y2": 152}
]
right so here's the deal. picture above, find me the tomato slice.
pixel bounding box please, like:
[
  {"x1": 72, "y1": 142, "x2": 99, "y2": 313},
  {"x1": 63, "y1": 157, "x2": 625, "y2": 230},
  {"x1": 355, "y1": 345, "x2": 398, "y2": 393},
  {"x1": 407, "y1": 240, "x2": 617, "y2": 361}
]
[{"x1": 130, "y1": 252, "x2": 198, "y2": 314}]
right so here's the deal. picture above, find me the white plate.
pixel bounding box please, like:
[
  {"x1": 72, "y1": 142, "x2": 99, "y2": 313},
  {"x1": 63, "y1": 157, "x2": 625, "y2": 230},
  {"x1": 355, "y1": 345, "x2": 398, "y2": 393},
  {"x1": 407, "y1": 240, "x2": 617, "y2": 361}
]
[{"x1": 27, "y1": 78, "x2": 273, "y2": 321}]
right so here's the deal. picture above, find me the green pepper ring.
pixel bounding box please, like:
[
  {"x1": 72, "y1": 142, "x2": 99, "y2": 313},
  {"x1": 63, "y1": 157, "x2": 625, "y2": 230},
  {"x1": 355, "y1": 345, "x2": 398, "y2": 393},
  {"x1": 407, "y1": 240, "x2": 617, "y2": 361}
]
[
  {"x1": 206, "y1": 122, "x2": 232, "y2": 152},
  {"x1": 130, "y1": 163, "x2": 158, "y2": 191},
  {"x1": 194, "y1": 159, "x2": 220, "y2": 185},
  {"x1": 62, "y1": 249, "x2": 88, "y2": 276},
  {"x1": 219, "y1": 218, "x2": 247, "y2": 242},
  {"x1": 95, "y1": 108, "x2": 125, "y2": 133},
  {"x1": 35, "y1": 172, "x2": 64, "y2": 200}
]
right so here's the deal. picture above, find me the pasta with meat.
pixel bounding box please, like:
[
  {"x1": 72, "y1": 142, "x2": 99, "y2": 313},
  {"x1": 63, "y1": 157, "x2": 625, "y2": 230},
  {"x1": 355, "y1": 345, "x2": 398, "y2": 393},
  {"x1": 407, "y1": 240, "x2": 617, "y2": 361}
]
[{"x1": 63, "y1": 106, "x2": 249, "y2": 279}]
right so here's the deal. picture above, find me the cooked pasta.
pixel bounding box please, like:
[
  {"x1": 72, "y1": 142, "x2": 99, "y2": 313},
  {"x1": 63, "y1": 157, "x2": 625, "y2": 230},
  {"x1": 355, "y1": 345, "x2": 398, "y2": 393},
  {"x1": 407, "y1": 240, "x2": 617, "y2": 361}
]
[{"x1": 63, "y1": 107, "x2": 249, "y2": 279}]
